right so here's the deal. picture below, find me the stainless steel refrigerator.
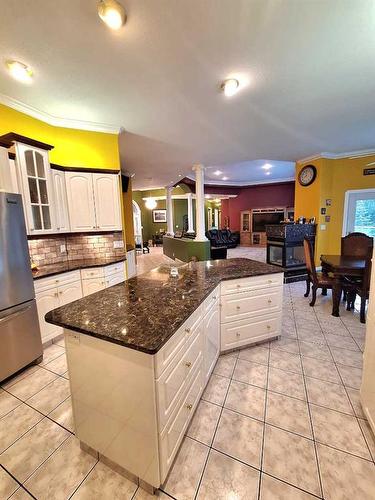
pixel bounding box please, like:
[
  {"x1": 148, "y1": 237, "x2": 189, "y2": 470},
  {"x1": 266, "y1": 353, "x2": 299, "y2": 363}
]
[{"x1": 0, "y1": 192, "x2": 42, "y2": 382}]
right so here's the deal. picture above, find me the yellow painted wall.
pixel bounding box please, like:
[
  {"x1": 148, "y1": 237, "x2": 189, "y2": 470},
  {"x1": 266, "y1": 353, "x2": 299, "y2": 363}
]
[
  {"x1": 295, "y1": 155, "x2": 375, "y2": 257},
  {"x1": 0, "y1": 104, "x2": 119, "y2": 169}
]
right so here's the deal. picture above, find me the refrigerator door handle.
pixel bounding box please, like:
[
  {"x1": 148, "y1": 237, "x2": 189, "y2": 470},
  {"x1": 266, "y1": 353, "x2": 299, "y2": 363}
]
[{"x1": 0, "y1": 304, "x2": 32, "y2": 324}]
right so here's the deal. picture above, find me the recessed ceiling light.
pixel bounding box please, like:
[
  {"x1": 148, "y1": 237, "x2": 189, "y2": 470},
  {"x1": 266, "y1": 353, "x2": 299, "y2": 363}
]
[
  {"x1": 221, "y1": 78, "x2": 239, "y2": 97},
  {"x1": 98, "y1": 0, "x2": 126, "y2": 30},
  {"x1": 265, "y1": 171, "x2": 271, "y2": 176},
  {"x1": 222, "y1": 176, "x2": 229, "y2": 181},
  {"x1": 145, "y1": 198, "x2": 157, "y2": 210},
  {"x1": 6, "y1": 60, "x2": 33, "y2": 83},
  {"x1": 262, "y1": 163, "x2": 272, "y2": 170},
  {"x1": 213, "y1": 170, "x2": 223, "y2": 176}
]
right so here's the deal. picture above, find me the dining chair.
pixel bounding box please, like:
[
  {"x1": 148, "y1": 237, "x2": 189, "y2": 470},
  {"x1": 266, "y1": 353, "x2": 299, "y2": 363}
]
[
  {"x1": 346, "y1": 247, "x2": 372, "y2": 323},
  {"x1": 303, "y1": 237, "x2": 335, "y2": 306},
  {"x1": 341, "y1": 232, "x2": 373, "y2": 257}
]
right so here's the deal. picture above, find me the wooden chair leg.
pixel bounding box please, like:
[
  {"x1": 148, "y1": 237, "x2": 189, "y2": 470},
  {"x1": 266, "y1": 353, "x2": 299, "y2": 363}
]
[
  {"x1": 310, "y1": 286, "x2": 317, "y2": 307},
  {"x1": 360, "y1": 296, "x2": 366, "y2": 323},
  {"x1": 304, "y1": 279, "x2": 311, "y2": 298},
  {"x1": 321, "y1": 287, "x2": 327, "y2": 296}
]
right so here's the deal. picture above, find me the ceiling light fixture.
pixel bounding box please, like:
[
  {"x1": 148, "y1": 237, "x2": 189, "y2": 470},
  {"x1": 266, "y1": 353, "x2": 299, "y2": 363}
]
[
  {"x1": 98, "y1": 0, "x2": 126, "y2": 30},
  {"x1": 262, "y1": 163, "x2": 272, "y2": 170},
  {"x1": 213, "y1": 170, "x2": 223, "y2": 176},
  {"x1": 6, "y1": 60, "x2": 33, "y2": 83},
  {"x1": 145, "y1": 197, "x2": 157, "y2": 210},
  {"x1": 222, "y1": 176, "x2": 229, "y2": 181},
  {"x1": 265, "y1": 171, "x2": 271, "y2": 176},
  {"x1": 221, "y1": 78, "x2": 239, "y2": 97}
]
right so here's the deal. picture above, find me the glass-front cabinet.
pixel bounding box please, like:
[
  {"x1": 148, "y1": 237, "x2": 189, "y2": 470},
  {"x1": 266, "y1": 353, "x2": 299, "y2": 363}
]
[{"x1": 16, "y1": 143, "x2": 56, "y2": 234}]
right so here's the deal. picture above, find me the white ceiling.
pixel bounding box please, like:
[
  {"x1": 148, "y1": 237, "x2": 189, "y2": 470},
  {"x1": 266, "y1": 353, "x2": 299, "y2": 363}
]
[{"x1": 1, "y1": 0, "x2": 375, "y2": 189}]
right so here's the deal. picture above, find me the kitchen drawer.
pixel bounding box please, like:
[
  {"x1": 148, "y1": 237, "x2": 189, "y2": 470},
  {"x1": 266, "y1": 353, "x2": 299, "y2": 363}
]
[
  {"x1": 156, "y1": 323, "x2": 203, "y2": 430},
  {"x1": 221, "y1": 313, "x2": 280, "y2": 351},
  {"x1": 221, "y1": 273, "x2": 283, "y2": 296},
  {"x1": 81, "y1": 267, "x2": 104, "y2": 280},
  {"x1": 82, "y1": 277, "x2": 106, "y2": 296},
  {"x1": 203, "y1": 286, "x2": 219, "y2": 316},
  {"x1": 159, "y1": 363, "x2": 203, "y2": 483},
  {"x1": 104, "y1": 262, "x2": 124, "y2": 277},
  {"x1": 221, "y1": 287, "x2": 282, "y2": 324},
  {"x1": 154, "y1": 304, "x2": 202, "y2": 379},
  {"x1": 105, "y1": 271, "x2": 124, "y2": 288},
  {"x1": 34, "y1": 270, "x2": 81, "y2": 293}
]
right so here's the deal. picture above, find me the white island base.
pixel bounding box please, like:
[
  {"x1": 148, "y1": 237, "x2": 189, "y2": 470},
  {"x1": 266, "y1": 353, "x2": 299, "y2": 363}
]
[{"x1": 64, "y1": 272, "x2": 283, "y2": 493}]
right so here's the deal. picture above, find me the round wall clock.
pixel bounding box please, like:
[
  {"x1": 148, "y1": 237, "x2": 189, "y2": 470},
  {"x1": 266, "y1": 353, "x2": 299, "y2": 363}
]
[{"x1": 298, "y1": 165, "x2": 317, "y2": 186}]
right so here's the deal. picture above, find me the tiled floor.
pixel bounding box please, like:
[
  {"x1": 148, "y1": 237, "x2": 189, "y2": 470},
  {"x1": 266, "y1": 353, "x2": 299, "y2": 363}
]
[{"x1": 1, "y1": 260, "x2": 374, "y2": 498}]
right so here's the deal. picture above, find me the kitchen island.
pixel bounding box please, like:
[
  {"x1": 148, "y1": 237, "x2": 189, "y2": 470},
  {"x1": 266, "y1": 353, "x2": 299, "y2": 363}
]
[{"x1": 46, "y1": 258, "x2": 283, "y2": 491}]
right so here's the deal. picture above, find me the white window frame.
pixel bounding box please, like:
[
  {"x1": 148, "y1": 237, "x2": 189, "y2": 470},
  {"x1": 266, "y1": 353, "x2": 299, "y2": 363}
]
[{"x1": 342, "y1": 188, "x2": 375, "y2": 236}]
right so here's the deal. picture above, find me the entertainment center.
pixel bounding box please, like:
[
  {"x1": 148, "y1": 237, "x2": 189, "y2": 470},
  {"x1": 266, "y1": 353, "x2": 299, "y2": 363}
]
[{"x1": 240, "y1": 207, "x2": 294, "y2": 246}]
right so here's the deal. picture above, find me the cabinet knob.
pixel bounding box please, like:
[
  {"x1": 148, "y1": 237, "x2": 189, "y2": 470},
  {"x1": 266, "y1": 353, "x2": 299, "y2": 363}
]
[
  {"x1": 54, "y1": 292, "x2": 58, "y2": 298},
  {"x1": 185, "y1": 361, "x2": 192, "y2": 368},
  {"x1": 55, "y1": 280, "x2": 59, "y2": 283},
  {"x1": 267, "y1": 325, "x2": 271, "y2": 330},
  {"x1": 268, "y1": 299, "x2": 272, "y2": 304},
  {"x1": 236, "y1": 284, "x2": 240, "y2": 288},
  {"x1": 213, "y1": 296, "x2": 217, "y2": 300},
  {"x1": 268, "y1": 279, "x2": 272, "y2": 284},
  {"x1": 185, "y1": 328, "x2": 191, "y2": 333},
  {"x1": 236, "y1": 305, "x2": 241, "y2": 310},
  {"x1": 236, "y1": 332, "x2": 241, "y2": 337},
  {"x1": 186, "y1": 404, "x2": 193, "y2": 410}
]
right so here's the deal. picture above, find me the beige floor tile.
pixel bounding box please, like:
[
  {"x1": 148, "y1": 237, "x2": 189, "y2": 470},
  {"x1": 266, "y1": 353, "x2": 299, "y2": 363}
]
[
  {"x1": 346, "y1": 387, "x2": 366, "y2": 418},
  {"x1": 40, "y1": 344, "x2": 65, "y2": 366},
  {"x1": 324, "y1": 333, "x2": 360, "y2": 351},
  {"x1": 297, "y1": 329, "x2": 326, "y2": 345},
  {"x1": 52, "y1": 337, "x2": 66, "y2": 348},
  {"x1": 268, "y1": 367, "x2": 306, "y2": 400},
  {"x1": 202, "y1": 374, "x2": 230, "y2": 406},
  {"x1": 26, "y1": 377, "x2": 70, "y2": 414},
  {"x1": 9, "y1": 487, "x2": 34, "y2": 499},
  {"x1": 44, "y1": 353, "x2": 68, "y2": 376},
  {"x1": 24, "y1": 436, "x2": 97, "y2": 500},
  {"x1": 213, "y1": 356, "x2": 236, "y2": 378},
  {"x1": 299, "y1": 341, "x2": 332, "y2": 361},
  {"x1": 317, "y1": 443, "x2": 375, "y2": 500},
  {"x1": 72, "y1": 461, "x2": 137, "y2": 499},
  {"x1": 62, "y1": 370, "x2": 70, "y2": 380},
  {"x1": 301, "y1": 356, "x2": 341, "y2": 384},
  {"x1": 310, "y1": 404, "x2": 371, "y2": 460},
  {"x1": 0, "y1": 467, "x2": 18, "y2": 498},
  {"x1": 336, "y1": 364, "x2": 362, "y2": 390},
  {"x1": 163, "y1": 437, "x2": 209, "y2": 500},
  {"x1": 0, "y1": 404, "x2": 43, "y2": 453},
  {"x1": 196, "y1": 449, "x2": 260, "y2": 500},
  {"x1": 305, "y1": 377, "x2": 353, "y2": 414},
  {"x1": 232, "y1": 359, "x2": 268, "y2": 389},
  {"x1": 186, "y1": 400, "x2": 221, "y2": 446},
  {"x1": 359, "y1": 419, "x2": 375, "y2": 461},
  {"x1": 48, "y1": 397, "x2": 74, "y2": 432},
  {"x1": 0, "y1": 389, "x2": 22, "y2": 418},
  {"x1": 263, "y1": 425, "x2": 321, "y2": 497},
  {"x1": 260, "y1": 473, "x2": 318, "y2": 499},
  {"x1": 331, "y1": 347, "x2": 363, "y2": 368},
  {"x1": 238, "y1": 345, "x2": 269, "y2": 365},
  {"x1": 225, "y1": 380, "x2": 266, "y2": 420},
  {"x1": 213, "y1": 408, "x2": 263, "y2": 468},
  {"x1": 269, "y1": 350, "x2": 302, "y2": 374},
  {"x1": 0, "y1": 418, "x2": 70, "y2": 482},
  {"x1": 266, "y1": 392, "x2": 312, "y2": 438},
  {"x1": 133, "y1": 488, "x2": 170, "y2": 499},
  {"x1": 6, "y1": 368, "x2": 58, "y2": 401},
  {"x1": 1, "y1": 365, "x2": 41, "y2": 390},
  {"x1": 270, "y1": 337, "x2": 300, "y2": 354}
]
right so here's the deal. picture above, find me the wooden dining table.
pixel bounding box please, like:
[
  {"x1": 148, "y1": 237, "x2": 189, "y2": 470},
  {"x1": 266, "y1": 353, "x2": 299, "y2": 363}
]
[{"x1": 320, "y1": 254, "x2": 366, "y2": 316}]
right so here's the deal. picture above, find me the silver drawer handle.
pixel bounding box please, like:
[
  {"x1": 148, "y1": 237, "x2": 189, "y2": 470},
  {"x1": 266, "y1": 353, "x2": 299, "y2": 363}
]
[
  {"x1": 185, "y1": 361, "x2": 192, "y2": 368},
  {"x1": 186, "y1": 404, "x2": 193, "y2": 410}
]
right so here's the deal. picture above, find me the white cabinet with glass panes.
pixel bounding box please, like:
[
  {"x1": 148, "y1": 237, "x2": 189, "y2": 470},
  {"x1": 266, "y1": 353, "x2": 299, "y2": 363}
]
[{"x1": 15, "y1": 143, "x2": 56, "y2": 234}]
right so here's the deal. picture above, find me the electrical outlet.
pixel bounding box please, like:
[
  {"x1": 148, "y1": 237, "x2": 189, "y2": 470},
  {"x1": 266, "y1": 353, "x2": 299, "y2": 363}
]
[
  {"x1": 320, "y1": 224, "x2": 326, "y2": 231},
  {"x1": 113, "y1": 240, "x2": 124, "y2": 248},
  {"x1": 60, "y1": 244, "x2": 66, "y2": 253}
]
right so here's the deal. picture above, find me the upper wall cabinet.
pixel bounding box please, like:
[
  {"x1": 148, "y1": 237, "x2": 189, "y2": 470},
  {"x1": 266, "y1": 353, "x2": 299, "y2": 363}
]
[
  {"x1": 65, "y1": 171, "x2": 122, "y2": 232},
  {"x1": 52, "y1": 169, "x2": 70, "y2": 232},
  {"x1": 15, "y1": 143, "x2": 56, "y2": 234}
]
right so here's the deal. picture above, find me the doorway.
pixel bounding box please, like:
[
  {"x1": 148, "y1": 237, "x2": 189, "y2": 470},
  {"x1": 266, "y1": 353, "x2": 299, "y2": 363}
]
[
  {"x1": 343, "y1": 189, "x2": 375, "y2": 237},
  {"x1": 132, "y1": 200, "x2": 143, "y2": 245}
]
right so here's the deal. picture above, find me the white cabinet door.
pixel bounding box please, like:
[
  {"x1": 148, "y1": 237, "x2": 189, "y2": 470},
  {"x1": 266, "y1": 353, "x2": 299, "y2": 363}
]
[
  {"x1": 65, "y1": 172, "x2": 96, "y2": 232},
  {"x1": 92, "y1": 173, "x2": 122, "y2": 230},
  {"x1": 52, "y1": 169, "x2": 70, "y2": 232},
  {"x1": 203, "y1": 302, "x2": 220, "y2": 383},
  {"x1": 105, "y1": 272, "x2": 124, "y2": 288},
  {"x1": 58, "y1": 281, "x2": 83, "y2": 306},
  {"x1": 126, "y1": 250, "x2": 136, "y2": 278},
  {"x1": 82, "y1": 278, "x2": 106, "y2": 296},
  {"x1": 16, "y1": 143, "x2": 56, "y2": 234},
  {"x1": 35, "y1": 288, "x2": 61, "y2": 343}
]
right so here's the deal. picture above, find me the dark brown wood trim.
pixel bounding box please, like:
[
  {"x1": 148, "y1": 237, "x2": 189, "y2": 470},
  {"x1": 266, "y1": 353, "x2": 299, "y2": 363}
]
[
  {"x1": 8, "y1": 152, "x2": 16, "y2": 160},
  {"x1": 50, "y1": 163, "x2": 119, "y2": 174},
  {"x1": 0, "y1": 132, "x2": 54, "y2": 150}
]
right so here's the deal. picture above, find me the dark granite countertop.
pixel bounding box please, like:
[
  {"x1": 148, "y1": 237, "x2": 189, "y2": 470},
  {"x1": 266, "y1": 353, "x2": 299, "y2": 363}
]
[
  {"x1": 45, "y1": 258, "x2": 282, "y2": 354},
  {"x1": 32, "y1": 255, "x2": 127, "y2": 280}
]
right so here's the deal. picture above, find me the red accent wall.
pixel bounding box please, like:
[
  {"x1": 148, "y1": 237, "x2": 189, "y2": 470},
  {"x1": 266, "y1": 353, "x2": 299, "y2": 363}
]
[{"x1": 221, "y1": 182, "x2": 295, "y2": 232}]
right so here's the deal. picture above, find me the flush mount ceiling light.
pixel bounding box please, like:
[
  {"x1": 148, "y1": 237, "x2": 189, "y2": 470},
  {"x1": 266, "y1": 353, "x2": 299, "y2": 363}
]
[
  {"x1": 98, "y1": 0, "x2": 126, "y2": 30},
  {"x1": 145, "y1": 197, "x2": 157, "y2": 210},
  {"x1": 221, "y1": 78, "x2": 239, "y2": 97},
  {"x1": 6, "y1": 60, "x2": 33, "y2": 83},
  {"x1": 262, "y1": 163, "x2": 272, "y2": 170},
  {"x1": 213, "y1": 170, "x2": 223, "y2": 176},
  {"x1": 265, "y1": 171, "x2": 271, "y2": 176},
  {"x1": 222, "y1": 176, "x2": 229, "y2": 181}
]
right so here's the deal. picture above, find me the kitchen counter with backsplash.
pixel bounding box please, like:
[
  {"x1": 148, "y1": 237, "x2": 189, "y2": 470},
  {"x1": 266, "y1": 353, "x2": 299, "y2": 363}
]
[
  {"x1": 45, "y1": 258, "x2": 282, "y2": 354},
  {"x1": 32, "y1": 255, "x2": 127, "y2": 279}
]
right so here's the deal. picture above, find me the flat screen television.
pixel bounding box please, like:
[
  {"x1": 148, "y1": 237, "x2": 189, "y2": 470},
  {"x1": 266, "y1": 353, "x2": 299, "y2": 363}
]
[{"x1": 252, "y1": 212, "x2": 284, "y2": 232}]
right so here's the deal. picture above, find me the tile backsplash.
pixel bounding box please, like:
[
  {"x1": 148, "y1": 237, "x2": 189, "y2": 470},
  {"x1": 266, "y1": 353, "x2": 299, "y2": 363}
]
[{"x1": 28, "y1": 232, "x2": 125, "y2": 267}]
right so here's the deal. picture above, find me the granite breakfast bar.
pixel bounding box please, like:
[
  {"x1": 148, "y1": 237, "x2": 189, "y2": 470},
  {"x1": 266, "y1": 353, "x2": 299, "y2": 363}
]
[{"x1": 45, "y1": 258, "x2": 283, "y2": 492}]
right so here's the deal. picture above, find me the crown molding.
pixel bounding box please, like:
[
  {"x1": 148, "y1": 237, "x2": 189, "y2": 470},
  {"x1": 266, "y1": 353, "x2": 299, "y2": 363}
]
[
  {"x1": 185, "y1": 175, "x2": 295, "y2": 187},
  {"x1": 298, "y1": 148, "x2": 375, "y2": 164},
  {"x1": 0, "y1": 94, "x2": 122, "y2": 134}
]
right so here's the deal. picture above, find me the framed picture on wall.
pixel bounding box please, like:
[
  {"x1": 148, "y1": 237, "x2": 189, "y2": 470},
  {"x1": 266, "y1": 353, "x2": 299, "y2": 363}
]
[{"x1": 153, "y1": 209, "x2": 167, "y2": 223}]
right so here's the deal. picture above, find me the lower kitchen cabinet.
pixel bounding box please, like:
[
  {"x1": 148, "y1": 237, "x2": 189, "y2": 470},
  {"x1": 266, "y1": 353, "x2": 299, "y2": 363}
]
[
  {"x1": 82, "y1": 277, "x2": 106, "y2": 296},
  {"x1": 35, "y1": 288, "x2": 60, "y2": 343},
  {"x1": 203, "y1": 295, "x2": 220, "y2": 383}
]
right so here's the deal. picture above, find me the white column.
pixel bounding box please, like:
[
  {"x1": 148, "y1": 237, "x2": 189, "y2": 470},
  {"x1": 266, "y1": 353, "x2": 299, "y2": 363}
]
[
  {"x1": 192, "y1": 164, "x2": 208, "y2": 241},
  {"x1": 166, "y1": 186, "x2": 174, "y2": 236},
  {"x1": 186, "y1": 193, "x2": 194, "y2": 234}
]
